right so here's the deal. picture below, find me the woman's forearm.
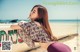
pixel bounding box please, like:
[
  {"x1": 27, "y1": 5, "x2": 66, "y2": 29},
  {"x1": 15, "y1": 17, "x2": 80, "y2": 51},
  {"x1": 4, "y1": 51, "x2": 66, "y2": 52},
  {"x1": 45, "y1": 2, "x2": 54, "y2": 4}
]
[{"x1": 10, "y1": 25, "x2": 22, "y2": 29}]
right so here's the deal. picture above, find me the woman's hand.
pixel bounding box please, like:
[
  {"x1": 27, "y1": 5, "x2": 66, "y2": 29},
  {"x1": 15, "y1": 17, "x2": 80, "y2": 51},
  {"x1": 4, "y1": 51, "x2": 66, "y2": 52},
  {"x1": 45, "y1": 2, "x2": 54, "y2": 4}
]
[{"x1": 51, "y1": 36, "x2": 58, "y2": 41}]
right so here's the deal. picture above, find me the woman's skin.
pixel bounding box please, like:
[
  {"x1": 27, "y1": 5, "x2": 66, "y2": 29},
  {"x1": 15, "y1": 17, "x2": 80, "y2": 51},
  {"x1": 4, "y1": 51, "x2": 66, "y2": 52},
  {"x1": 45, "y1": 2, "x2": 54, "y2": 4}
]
[
  {"x1": 30, "y1": 7, "x2": 38, "y2": 21},
  {"x1": 29, "y1": 7, "x2": 42, "y2": 27},
  {"x1": 11, "y1": 6, "x2": 54, "y2": 50}
]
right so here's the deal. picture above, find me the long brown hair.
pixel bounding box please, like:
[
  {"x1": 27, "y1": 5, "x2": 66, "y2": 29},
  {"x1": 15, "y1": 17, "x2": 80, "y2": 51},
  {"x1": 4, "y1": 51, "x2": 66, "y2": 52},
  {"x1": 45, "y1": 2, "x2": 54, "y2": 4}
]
[{"x1": 30, "y1": 5, "x2": 56, "y2": 40}]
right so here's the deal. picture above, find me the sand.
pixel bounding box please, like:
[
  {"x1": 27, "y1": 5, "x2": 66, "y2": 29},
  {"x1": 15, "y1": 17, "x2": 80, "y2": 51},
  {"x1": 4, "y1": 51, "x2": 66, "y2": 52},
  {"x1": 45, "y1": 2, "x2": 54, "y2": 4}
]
[{"x1": 0, "y1": 22, "x2": 80, "y2": 52}]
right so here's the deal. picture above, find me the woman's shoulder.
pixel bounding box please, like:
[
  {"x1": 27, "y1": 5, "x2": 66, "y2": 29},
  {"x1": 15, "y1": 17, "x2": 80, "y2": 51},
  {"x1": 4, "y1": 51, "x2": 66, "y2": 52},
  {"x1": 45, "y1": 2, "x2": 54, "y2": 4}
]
[
  {"x1": 21, "y1": 21, "x2": 42, "y2": 27},
  {"x1": 18, "y1": 21, "x2": 31, "y2": 28},
  {"x1": 18, "y1": 21, "x2": 42, "y2": 29},
  {"x1": 33, "y1": 21, "x2": 42, "y2": 27}
]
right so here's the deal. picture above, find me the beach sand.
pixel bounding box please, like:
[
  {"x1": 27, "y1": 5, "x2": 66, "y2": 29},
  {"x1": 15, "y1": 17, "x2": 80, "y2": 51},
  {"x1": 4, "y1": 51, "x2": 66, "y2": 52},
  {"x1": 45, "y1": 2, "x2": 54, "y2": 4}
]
[
  {"x1": 28, "y1": 22, "x2": 80, "y2": 52},
  {"x1": 0, "y1": 22, "x2": 80, "y2": 52}
]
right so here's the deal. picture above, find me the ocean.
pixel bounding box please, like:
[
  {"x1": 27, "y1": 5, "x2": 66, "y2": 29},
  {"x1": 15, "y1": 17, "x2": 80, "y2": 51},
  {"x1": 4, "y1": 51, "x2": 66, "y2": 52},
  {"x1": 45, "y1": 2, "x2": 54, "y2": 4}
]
[
  {"x1": 0, "y1": 19, "x2": 80, "y2": 34},
  {"x1": 0, "y1": 19, "x2": 80, "y2": 23}
]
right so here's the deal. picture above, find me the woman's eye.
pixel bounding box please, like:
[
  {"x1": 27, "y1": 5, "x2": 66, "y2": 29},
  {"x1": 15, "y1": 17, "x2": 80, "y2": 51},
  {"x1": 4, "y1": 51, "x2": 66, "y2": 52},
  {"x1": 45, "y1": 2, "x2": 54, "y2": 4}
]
[{"x1": 33, "y1": 11, "x2": 35, "y2": 13}]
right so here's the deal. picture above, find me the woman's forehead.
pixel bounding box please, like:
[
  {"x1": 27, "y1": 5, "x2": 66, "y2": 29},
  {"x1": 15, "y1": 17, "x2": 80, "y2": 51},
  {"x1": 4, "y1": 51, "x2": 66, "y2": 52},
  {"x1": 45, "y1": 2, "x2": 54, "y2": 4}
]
[{"x1": 33, "y1": 7, "x2": 38, "y2": 11}]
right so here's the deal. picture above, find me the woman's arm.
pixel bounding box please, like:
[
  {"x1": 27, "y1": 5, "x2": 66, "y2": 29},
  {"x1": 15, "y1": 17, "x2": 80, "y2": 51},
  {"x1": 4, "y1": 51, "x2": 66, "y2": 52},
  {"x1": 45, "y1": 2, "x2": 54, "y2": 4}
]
[{"x1": 10, "y1": 25, "x2": 22, "y2": 29}]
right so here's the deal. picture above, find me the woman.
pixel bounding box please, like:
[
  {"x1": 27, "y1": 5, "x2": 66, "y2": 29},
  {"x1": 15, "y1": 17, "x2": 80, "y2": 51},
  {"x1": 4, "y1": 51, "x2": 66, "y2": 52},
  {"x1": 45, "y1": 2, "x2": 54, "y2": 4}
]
[{"x1": 11, "y1": 5, "x2": 71, "y2": 52}]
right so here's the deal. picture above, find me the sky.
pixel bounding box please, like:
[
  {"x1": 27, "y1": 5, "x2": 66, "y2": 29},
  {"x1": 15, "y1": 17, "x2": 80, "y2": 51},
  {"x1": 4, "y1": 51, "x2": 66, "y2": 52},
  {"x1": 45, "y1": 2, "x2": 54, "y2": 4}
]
[{"x1": 0, "y1": 0, "x2": 80, "y2": 20}]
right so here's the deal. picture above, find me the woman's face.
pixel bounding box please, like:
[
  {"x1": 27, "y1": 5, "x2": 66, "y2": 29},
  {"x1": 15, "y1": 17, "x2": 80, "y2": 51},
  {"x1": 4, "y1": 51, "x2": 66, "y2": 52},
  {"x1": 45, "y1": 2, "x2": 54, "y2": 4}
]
[{"x1": 29, "y1": 7, "x2": 38, "y2": 20}]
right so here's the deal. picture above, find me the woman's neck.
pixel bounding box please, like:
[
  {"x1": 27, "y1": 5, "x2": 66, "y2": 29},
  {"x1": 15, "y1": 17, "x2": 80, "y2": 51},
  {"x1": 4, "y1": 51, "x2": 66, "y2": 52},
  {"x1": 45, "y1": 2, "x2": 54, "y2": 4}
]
[{"x1": 34, "y1": 21, "x2": 42, "y2": 27}]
